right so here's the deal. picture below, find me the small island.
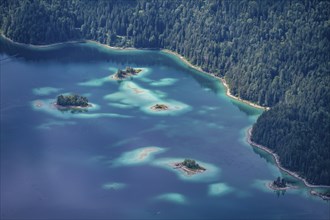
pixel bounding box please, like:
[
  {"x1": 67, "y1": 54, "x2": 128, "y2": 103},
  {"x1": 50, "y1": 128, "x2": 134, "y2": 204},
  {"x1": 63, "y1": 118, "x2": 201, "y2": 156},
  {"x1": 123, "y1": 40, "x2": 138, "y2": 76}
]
[
  {"x1": 113, "y1": 66, "x2": 142, "y2": 80},
  {"x1": 150, "y1": 103, "x2": 169, "y2": 111},
  {"x1": 268, "y1": 177, "x2": 293, "y2": 190},
  {"x1": 273, "y1": 177, "x2": 287, "y2": 188},
  {"x1": 55, "y1": 94, "x2": 91, "y2": 111},
  {"x1": 173, "y1": 159, "x2": 206, "y2": 176}
]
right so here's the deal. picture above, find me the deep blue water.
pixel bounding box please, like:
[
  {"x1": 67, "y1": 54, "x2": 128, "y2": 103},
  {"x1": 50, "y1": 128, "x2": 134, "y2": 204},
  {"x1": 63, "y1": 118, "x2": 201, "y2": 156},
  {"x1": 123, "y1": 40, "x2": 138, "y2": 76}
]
[{"x1": 1, "y1": 37, "x2": 329, "y2": 219}]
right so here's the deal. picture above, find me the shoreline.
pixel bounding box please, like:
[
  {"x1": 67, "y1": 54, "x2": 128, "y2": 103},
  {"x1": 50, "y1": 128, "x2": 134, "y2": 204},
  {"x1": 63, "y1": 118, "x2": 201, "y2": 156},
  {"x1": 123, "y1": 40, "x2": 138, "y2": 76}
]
[
  {"x1": 0, "y1": 33, "x2": 269, "y2": 110},
  {"x1": 310, "y1": 190, "x2": 330, "y2": 201},
  {"x1": 247, "y1": 127, "x2": 330, "y2": 189},
  {"x1": 219, "y1": 78, "x2": 270, "y2": 110},
  {"x1": 3, "y1": 34, "x2": 329, "y2": 190},
  {"x1": 161, "y1": 49, "x2": 269, "y2": 110},
  {"x1": 1, "y1": 33, "x2": 84, "y2": 48}
]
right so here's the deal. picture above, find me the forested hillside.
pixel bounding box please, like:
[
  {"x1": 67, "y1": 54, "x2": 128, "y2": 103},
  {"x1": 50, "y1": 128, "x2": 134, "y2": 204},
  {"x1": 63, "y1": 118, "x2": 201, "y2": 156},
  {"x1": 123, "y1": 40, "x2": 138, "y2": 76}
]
[{"x1": 0, "y1": 0, "x2": 329, "y2": 185}]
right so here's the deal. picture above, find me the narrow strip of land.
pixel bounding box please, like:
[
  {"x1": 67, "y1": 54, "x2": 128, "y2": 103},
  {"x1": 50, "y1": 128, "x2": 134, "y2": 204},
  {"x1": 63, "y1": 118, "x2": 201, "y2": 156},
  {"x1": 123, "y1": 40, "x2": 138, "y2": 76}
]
[{"x1": 247, "y1": 127, "x2": 330, "y2": 189}]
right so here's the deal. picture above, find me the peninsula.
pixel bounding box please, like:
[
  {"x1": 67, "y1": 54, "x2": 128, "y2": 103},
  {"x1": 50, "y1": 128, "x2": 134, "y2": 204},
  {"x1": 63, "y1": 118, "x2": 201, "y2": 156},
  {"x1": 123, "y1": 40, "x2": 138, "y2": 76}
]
[
  {"x1": 173, "y1": 159, "x2": 206, "y2": 176},
  {"x1": 310, "y1": 190, "x2": 330, "y2": 201},
  {"x1": 113, "y1": 67, "x2": 142, "y2": 80}
]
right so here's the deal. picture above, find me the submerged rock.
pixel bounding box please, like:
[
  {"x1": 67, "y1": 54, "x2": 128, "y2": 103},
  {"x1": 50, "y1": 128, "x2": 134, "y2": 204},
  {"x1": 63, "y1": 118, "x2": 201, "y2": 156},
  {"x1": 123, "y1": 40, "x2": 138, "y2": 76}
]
[
  {"x1": 151, "y1": 104, "x2": 169, "y2": 111},
  {"x1": 113, "y1": 66, "x2": 142, "y2": 80}
]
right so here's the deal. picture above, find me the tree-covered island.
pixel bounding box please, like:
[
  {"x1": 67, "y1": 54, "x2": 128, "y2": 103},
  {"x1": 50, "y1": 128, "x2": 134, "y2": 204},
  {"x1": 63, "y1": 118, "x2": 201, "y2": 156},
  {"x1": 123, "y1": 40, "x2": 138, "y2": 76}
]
[
  {"x1": 272, "y1": 177, "x2": 287, "y2": 189},
  {"x1": 173, "y1": 159, "x2": 206, "y2": 175},
  {"x1": 268, "y1": 177, "x2": 295, "y2": 191},
  {"x1": 113, "y1": 67, "x2": 142, "y2": 80},
  {"x1": 56, "y1": 94, "x2": 90, "y2": 108}
]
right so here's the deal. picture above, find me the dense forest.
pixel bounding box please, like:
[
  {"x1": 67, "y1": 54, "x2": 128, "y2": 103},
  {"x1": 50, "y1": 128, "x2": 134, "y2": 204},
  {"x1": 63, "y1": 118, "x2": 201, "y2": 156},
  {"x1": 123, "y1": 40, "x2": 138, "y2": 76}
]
[
  {"x1": 56, "y1": 94, "x2": 89, "y2": 107},
  {"x1": 0, "y1": 0, "x2": 329, "y2": 185}
]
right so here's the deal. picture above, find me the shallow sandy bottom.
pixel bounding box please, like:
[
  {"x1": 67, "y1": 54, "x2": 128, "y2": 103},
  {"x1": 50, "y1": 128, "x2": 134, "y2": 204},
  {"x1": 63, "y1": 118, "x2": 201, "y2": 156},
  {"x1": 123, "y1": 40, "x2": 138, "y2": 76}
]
[
  {"x1": 36, "y1": 119, "x2": 76, "y2": 130},
  {"x1": 104, "y1": 81, "x2": 191, "y2": 115},
  {"x1": 78, "y1": 76, "x2": 114, "y2": 87},
  {"x1": 112, "y1": 146, "x2": 166, "y2": 166},
  {"x1": 150, "y1": 78, "x2": 178, "y2": 87},
  {"x1": 208, "y1": 182, "x2": 234, "y2": 196},
  {"x1": 102, "y1": 182, "x2": 127, "y2": 190},
  {"x1": 155, "y1": 193, "x2": 187, "y2": 204},
  {"x1": 33, "y1": 87, "x2": 62, "y2": 96},
  {"x1": 31, "y1": 99, "x2": 131, "y2": 120}
]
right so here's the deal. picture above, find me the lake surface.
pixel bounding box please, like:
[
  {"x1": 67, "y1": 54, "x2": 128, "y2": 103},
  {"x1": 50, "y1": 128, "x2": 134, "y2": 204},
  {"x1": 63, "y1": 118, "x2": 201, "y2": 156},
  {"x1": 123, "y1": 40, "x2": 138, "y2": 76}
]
[{"x1": 1, "y1": 36, "x2": 329, "y2": 219}]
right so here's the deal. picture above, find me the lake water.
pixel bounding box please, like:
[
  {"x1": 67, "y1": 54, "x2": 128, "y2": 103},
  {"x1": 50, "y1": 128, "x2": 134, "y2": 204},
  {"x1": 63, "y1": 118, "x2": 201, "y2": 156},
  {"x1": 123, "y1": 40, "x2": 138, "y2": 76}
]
[{"x1": 1, "y1": 37, "x2": 329, "y2": 219}]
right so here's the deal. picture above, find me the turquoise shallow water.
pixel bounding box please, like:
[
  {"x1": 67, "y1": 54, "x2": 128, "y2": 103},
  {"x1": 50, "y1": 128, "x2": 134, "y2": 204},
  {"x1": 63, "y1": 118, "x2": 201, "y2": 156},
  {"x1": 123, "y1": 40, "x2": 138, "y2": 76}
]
[{"x1": 1, "y1": 37, "x2": 329, "y2": 219}]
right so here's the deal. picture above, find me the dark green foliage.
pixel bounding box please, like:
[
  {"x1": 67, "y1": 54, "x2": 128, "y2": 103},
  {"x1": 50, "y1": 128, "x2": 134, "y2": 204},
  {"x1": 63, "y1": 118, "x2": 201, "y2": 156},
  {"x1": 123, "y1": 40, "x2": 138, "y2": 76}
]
[
  {"x1": 125, "y1": 66, "x2": 138, "y2": 74},
  {"x1": 57, "y1": 94, "x2": 89, "y2": 107},
  {"x1": 0, "y1": 0, "x2": 80, "y2": 44},
  {"x1": 1, "y1": 0, "x2": 329, "y2": 184},
  {"x1": 252, "y1": 74, "x2": 330, "y2": 185},
  {"x1": 115, "y1": 66, "x2": 141, "y2": 79},
  {"x1": 116, "y1": 69, "x2": 125, "y2": 79},
  {"x1": 273, "y1": 177, "x2": 287, "y2": 188},
  {"x1": 182, "y1": 159, "x2": 205, "y2": 170}
]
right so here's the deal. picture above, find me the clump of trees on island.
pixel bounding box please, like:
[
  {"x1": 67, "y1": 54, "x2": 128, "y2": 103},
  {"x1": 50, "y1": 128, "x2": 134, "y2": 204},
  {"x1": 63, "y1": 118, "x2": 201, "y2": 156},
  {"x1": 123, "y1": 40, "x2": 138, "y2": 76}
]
[
  {"x1": 182, "y1": 159, "x2": 205, "y2": 171},
  {"x1": 115, "y1": 67, "x2": 142, "y2": 79},
  {"x1": 56, "y1": 94, "x2": 89, "y2": 107},
  {"x1": 273, "y1": 177, "x2": 287, "y2": 188}
]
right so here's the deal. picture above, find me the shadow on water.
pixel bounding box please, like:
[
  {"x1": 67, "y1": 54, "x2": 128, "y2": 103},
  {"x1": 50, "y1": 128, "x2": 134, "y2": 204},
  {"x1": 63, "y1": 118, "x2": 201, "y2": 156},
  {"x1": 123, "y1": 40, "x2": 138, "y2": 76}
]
[
  {"x1": 186, "y1": 68, "x2": 223, "y2": 94},
  {"x1": 56, "y1": 108, "x2": 89, "y2": 114},
  {"x1": 252, "y1": 146, "x2": 301, "y2": 187},
  {"x1": 252, "y1": 146, "x2": 274, "y2": 164},
  {"x1": 275, "y1": 189, "x2": 287, "y2": 197},
  {"x1": 160, "y1": 51, "x2": 224, "y2": 95},
  {"x1": 231, "y1": 100, "x2": 263, "y2": 116},
  {"x1": 0, "y1": 35, "x2": 177, "y2": 68}
]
